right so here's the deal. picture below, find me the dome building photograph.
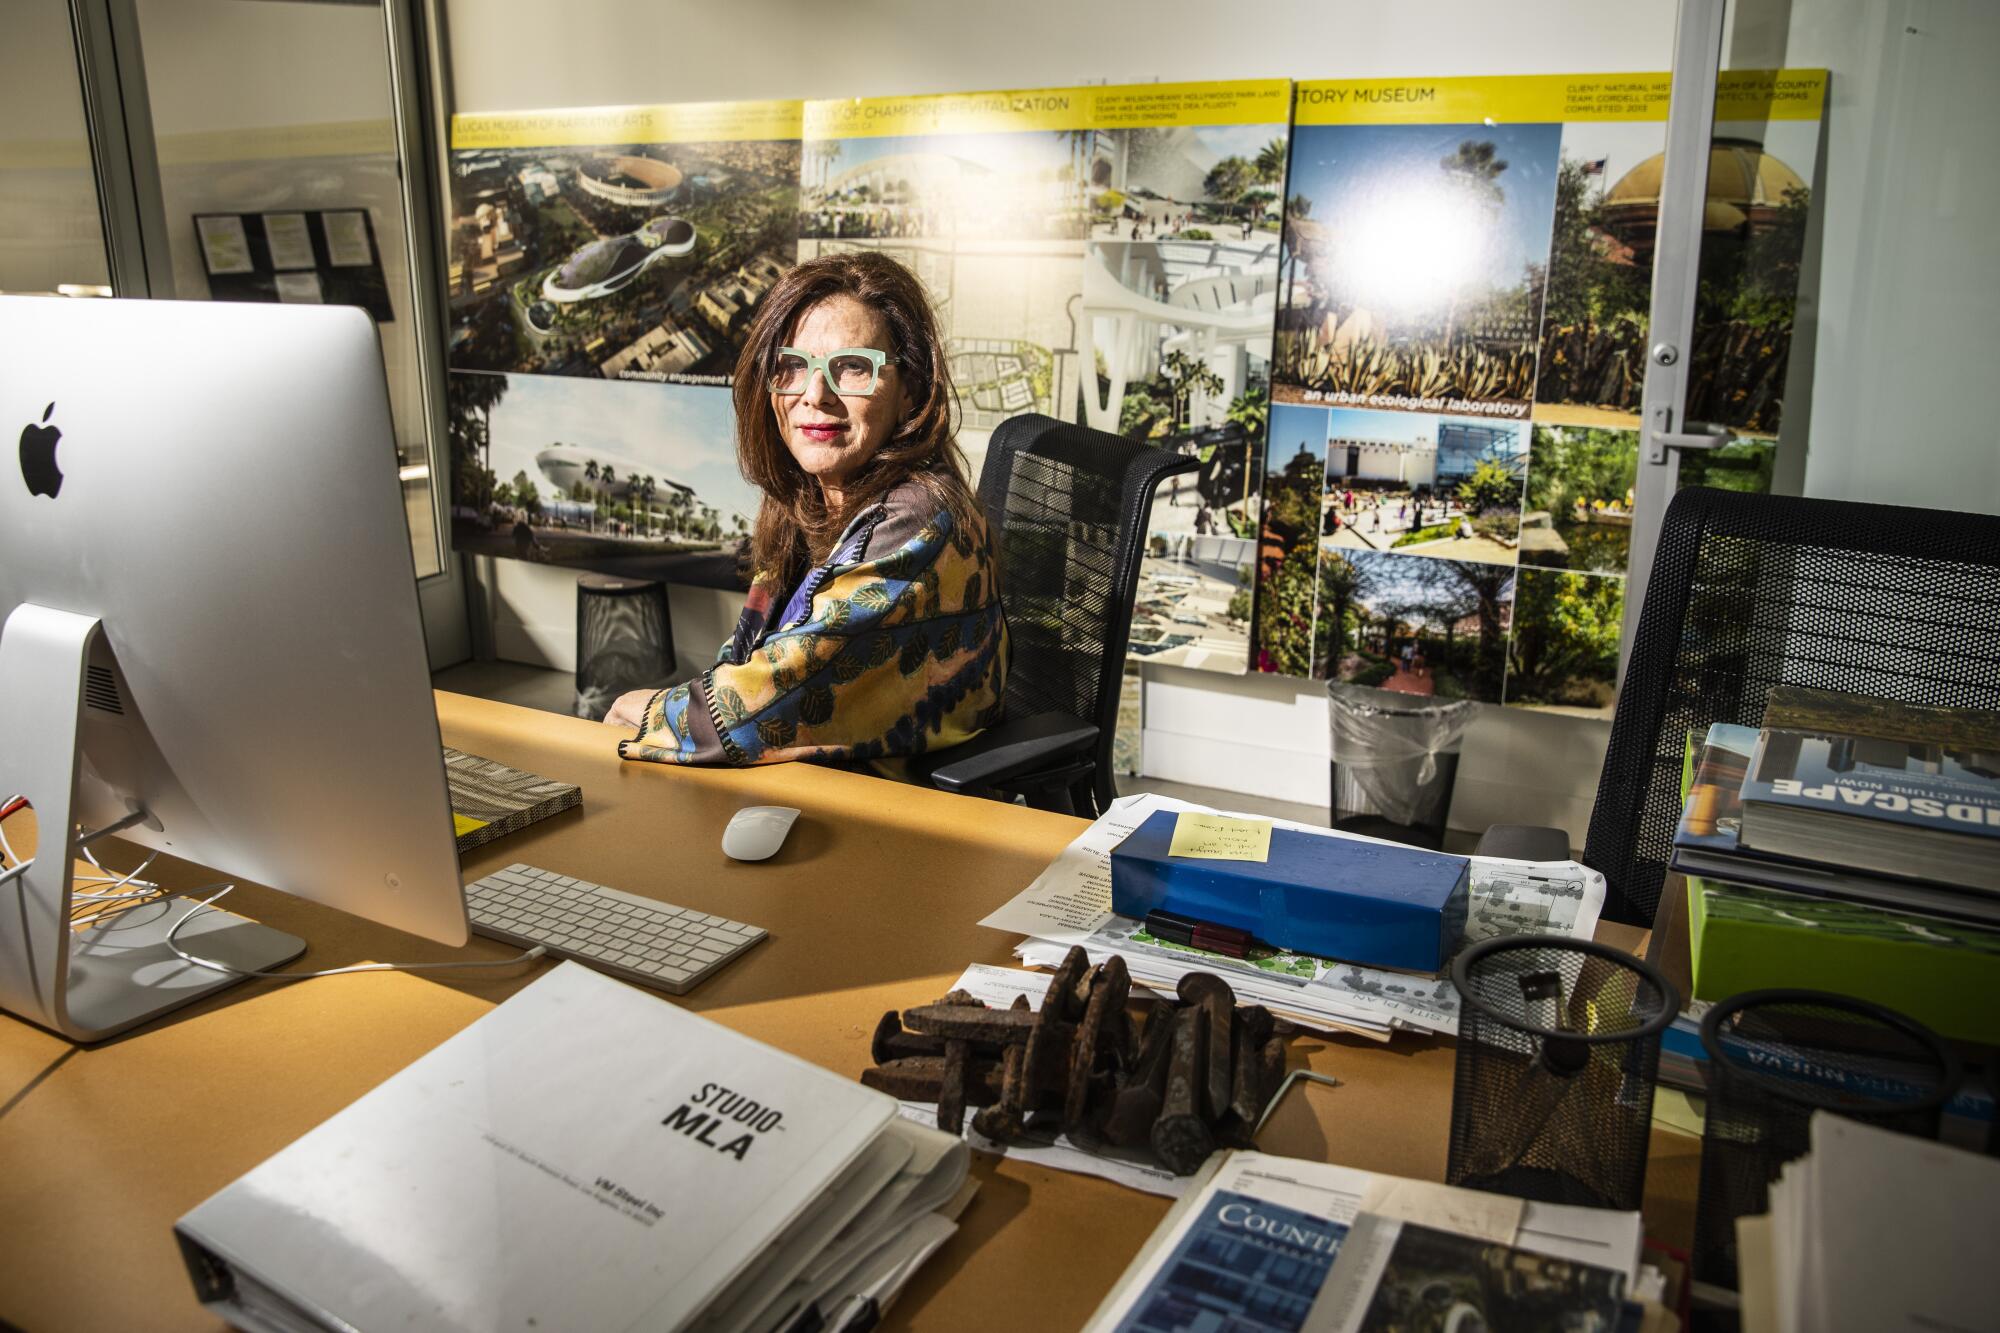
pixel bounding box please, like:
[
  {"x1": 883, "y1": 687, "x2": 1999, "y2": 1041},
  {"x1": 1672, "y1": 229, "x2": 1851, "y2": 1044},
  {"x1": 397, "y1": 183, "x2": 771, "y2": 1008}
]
[{"x1": 1533, "y1": 115, "x2": 1816, "y2": 434}]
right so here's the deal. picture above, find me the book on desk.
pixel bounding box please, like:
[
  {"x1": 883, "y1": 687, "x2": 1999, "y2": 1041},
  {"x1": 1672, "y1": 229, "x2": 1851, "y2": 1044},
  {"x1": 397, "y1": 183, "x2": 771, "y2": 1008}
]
[
  {"x1": 1667, "y1": 721, "x2": 2000, "y2": 1048},
  {"x1": 174, "y1": 962, "x2": 971, "y2": 1333},
  {"x1": 1082, "y1": 1150, "x2": 1653, "y2": 1333},
  {"x1": 444, "y1": 747, "x2": 582, "y2": 854}
]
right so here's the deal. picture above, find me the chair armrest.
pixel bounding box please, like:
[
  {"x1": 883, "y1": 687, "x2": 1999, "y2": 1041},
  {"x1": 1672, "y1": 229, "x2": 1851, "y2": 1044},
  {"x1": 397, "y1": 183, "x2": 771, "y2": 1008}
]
[
  {"x1": 1474, "y1": 824, "x2": 1574, "y2": 862},
  {"x1": 919, "y1": 713, "x2": 1099, "y2": 793}
]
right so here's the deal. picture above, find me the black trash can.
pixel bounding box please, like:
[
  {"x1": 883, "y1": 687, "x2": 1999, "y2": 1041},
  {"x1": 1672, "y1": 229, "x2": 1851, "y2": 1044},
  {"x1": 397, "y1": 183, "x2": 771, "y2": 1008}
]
[
  {"x1": 574, "y1": 574, "x2": 676, "y2": 721},
  {"x1": 1328, "y1": 683, "x2": 1474, "y2": 850}
]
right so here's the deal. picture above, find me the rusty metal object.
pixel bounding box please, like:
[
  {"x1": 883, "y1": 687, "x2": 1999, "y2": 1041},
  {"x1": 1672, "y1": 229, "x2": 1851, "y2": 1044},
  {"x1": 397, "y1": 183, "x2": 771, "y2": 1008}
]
[
  {"x1": 872, "y1": 1011, "x2": 945, "y2": 1064},
  {"x1": 1151, "y1": 1004, "x2": 1217, "y2": 1174},
  {"x1": 1178, "y1": 973, "x2": 1237, "y2": 1120},
  {"x1": 1227, "y1": 1006, "x2": 1278, "y2": 1126},
  {"x1": 902, "y1": 1003, "x2": 1037, "y2": 1043},
  {"x1": 1065, "y1": 955, "x2": 1130, "y2": 1124},
  {"x1": 1045, "y1": 945, "x2": 1091, "y2": 1019},
  {"x1": 938, "y1": 1040, "x2": 971, "y2": 1134},
  {"x1": 1020, "y1": 1009, "x2": 1075, "y2": 1107},
  {"x1": 1100, "y1": 1001, "x2": 1177, "y2": 1147},
  {"x1": 860, "y1": 1055, "x2": 1000, "y2": 1104},
  {"x1": 860, "y1": 964, "x2": 1298, "y2": 1176},
  {"x1": 1256, "y1": 1036, "x2": 1286, "y2": 1110},
  {"x1": 971, "y1": 1042, "x2": 1029, "y2": 1140}
]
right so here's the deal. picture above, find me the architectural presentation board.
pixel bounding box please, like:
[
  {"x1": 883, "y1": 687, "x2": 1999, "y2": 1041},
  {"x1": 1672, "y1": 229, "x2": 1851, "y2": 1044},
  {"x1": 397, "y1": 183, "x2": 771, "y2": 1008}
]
[
  {"x1": 444, "y1": 100, "x2": 802, "y2": 590},
  {"x1": 440, "y1": 73, "x2": 1823, "y2": 730},
  {"x1": 798, "y1": 80, "x2": 1292, "y2": 687},
  {"x1": 1265, "y1": 69, "x2": 1825, "y2": 714}
]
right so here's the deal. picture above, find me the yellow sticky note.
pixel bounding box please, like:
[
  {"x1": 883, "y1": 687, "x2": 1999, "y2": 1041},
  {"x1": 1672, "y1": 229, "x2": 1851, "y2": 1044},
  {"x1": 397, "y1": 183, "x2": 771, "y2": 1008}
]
[
  {"x1": 452, "y1": 813, "x2": 490, "y2": 838},
  {"x1": 1168, "y1": 813, "x2": 1273, "y2": 862}
]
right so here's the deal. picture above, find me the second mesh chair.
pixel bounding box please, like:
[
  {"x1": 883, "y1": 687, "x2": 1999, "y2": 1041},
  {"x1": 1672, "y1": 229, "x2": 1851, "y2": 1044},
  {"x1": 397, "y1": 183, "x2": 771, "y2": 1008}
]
[
  {"x1": 910, "y1": 413, "x2": 1196, "y2": 816},
  {"x1": 1481, "y1": 486, "x2": 2000, "y2": 924}
]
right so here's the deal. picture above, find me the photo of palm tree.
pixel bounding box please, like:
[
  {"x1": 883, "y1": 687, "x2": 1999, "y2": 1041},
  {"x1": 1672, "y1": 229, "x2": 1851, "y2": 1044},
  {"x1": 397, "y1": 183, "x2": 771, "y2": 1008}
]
[
  {"x1": 1256, "y1": 408, "x2": 1333, "y2": 677},
  {"x1": 448, "y1": 370, "x2": 757, "y2": 589},
  {"x1": 1274, "y1": 121, "x2": 1562, "y2": 418},
  {"x1": 1317, "y1": 550, "x2": 1513, "y2": 702}
]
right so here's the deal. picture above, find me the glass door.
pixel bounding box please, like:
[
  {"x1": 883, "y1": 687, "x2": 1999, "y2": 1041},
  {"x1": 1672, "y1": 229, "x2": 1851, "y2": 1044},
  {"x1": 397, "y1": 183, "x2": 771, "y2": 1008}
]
[{"x1": 127, "y1": 0, "x2": 450, "y2": 582}]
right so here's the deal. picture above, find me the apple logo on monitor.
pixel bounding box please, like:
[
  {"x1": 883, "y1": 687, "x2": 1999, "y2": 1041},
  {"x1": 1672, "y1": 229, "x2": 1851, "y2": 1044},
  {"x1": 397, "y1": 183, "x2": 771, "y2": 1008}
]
[{"x1": 19, "y1": 402, "x2": 62, "y2": 498}]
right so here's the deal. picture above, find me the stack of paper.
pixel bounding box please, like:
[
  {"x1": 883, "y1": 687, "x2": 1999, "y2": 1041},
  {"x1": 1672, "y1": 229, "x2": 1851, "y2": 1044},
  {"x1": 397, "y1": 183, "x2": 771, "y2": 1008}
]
[
  {"x1": 175, "y1": 963, "x2": 972, "y2": 1333},
  {"x1": 1738, "y1": 1111, "x2": 1999, "y2": 1333},
  {"x1": 1081, "y1": 1150, "x2": 1649, "y2": 1332},
  {"x1": 979, "y1": 793, "x2": 1607, "y2": 1039}
]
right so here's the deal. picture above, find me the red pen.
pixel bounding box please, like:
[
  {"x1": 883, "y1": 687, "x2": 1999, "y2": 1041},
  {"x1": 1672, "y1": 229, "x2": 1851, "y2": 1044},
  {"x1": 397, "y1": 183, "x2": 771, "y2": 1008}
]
[{"x1": 1190, "y1": 922, "x2": 1254, "y2": 958}]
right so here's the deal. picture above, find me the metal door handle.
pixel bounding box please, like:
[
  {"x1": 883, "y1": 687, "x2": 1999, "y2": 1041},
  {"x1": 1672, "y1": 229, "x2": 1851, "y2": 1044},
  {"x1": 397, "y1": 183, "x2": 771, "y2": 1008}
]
[{"x1": 1647, "y1": 420, "x2": 1732, "y2": 463}]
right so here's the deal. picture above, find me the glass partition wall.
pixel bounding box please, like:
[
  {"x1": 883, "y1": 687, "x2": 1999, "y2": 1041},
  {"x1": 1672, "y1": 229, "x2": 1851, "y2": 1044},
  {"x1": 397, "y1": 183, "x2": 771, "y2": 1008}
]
[{"x1": 14, "y1": 0, "x2": 456, "y2": 593}]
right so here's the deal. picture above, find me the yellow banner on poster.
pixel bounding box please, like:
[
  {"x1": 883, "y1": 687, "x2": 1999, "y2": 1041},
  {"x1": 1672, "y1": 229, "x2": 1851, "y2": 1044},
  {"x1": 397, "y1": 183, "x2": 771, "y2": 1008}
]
[
  {"x1": 450, "y1": 99, "x2": 804, "y2": 150},
  {"x1": 804, "y1": 79, "x2": 1292, "y2": 141},
  {"x1": 1294, "y1": 69, "x2": 1824, "y2": 126}
]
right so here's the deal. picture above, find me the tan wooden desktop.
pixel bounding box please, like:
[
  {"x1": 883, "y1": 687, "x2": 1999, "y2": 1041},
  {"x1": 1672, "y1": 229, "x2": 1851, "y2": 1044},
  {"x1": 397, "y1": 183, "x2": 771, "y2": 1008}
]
[{"x1": 0, "y1": 692, "x2": 1698, "y2": 1331}]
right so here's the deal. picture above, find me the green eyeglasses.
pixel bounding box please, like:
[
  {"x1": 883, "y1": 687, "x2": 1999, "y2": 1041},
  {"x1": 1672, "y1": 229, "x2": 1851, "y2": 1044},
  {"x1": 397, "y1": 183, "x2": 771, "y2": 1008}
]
[{"x1": 769, "y1": 346, "x2": 890, "y2": 397}]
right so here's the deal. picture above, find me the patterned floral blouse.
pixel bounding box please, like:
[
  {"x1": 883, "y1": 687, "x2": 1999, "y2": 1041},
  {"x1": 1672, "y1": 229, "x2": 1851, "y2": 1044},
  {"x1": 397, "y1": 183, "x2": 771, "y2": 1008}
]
[{"x1": 618, "y1": 478, "x2": 1008, "y2": 768}]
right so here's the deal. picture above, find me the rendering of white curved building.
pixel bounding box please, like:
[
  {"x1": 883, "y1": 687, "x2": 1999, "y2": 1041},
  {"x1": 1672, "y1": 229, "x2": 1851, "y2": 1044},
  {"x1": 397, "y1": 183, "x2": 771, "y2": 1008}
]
[
  {"x1": 575, "y1": 153, "x2": 683, "y2": 208},
  {"x1": 541, "y1": 216, "x2": 696, "y2": 303},
  {"x1": 1079, "y1": 238, "x2": 1280, "y2": 433},
  {"x1": 535, "y1": 442, "x2": 694, "y2": 503}
]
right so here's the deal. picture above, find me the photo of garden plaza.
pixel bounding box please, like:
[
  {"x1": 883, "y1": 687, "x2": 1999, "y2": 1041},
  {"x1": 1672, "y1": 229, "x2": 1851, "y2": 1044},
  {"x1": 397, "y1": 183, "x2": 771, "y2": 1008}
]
[
  {"x1": 1308, "y1": 407, "x2": 1527, "y2": 566},
  {"x1": 1086, "y1": 123, "x2": 1288, "y2": 242}
]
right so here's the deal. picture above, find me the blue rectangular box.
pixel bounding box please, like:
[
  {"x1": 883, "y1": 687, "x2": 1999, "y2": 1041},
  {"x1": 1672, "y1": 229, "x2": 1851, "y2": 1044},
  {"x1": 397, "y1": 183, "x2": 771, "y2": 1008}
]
[{"x1": 1109, "y1": 811, "x2": 1471, "y2": 973}]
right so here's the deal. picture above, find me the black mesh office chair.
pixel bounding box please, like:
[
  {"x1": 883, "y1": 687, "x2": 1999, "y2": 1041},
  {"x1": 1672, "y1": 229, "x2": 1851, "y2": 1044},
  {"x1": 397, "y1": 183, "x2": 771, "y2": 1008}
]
[
  {"x1": 911, "y1": 413, "x2": 1197, "y2": 817},
  {"x1": 1481, "y1": 486, "x2": 2000, "y2": 925}
]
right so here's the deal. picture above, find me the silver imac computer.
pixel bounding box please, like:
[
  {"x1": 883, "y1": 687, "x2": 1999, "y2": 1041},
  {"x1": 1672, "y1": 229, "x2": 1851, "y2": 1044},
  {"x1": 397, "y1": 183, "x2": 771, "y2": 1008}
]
[{"x1": 0, "y1": 295, "x2": 468, "y2": 1042}]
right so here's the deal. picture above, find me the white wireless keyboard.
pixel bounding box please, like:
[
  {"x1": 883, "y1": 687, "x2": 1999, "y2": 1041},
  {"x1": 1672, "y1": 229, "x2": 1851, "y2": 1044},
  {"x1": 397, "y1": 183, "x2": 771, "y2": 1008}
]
[{"x1": 465, "y1": 863, "x2": 766, "y2": 995}]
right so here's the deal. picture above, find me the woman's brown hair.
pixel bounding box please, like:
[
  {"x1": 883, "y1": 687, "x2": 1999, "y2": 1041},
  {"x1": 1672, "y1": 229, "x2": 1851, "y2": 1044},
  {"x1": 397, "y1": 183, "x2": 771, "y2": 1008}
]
[{"x1": 731, "y1": 251, "x2": 979, "y2": 582}]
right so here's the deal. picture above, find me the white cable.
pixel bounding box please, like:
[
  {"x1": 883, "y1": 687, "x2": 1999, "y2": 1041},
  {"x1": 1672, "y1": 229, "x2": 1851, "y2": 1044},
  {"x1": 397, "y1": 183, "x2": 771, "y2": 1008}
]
[
  {"x1": 165, "y1": 883, "x2": 545, "y2": 980},
  {"x1": 71, "y1": 849, "x2": 160, "y2": 903},
  {"x1": 0, "y1": 808, "x2": 160, "y2": 901}
]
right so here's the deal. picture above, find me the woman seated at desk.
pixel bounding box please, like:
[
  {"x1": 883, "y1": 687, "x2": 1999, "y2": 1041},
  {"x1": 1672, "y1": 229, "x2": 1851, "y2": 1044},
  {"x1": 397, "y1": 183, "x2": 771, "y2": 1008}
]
[{"x1": 605, "y1": 252, "x2": 1007, "y2": 768}]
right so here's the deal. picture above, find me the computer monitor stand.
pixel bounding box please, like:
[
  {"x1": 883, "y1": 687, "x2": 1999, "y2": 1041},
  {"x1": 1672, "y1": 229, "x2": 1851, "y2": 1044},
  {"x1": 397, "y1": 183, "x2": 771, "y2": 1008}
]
[{"x1": 0, "y1": 604, "x2": 305, "y2": 1042}]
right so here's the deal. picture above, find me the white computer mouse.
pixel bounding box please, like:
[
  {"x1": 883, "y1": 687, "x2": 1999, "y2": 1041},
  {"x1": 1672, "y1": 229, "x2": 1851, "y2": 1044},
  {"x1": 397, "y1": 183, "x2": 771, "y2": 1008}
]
[{"x1": 722, "y1": 805, "x2": 802, "y2": 861}]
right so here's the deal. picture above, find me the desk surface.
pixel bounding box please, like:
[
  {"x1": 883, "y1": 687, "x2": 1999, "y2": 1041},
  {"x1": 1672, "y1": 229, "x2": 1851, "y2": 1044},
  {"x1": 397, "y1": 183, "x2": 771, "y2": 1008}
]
[{"x1": 0, "y1": 692, "x2": 1696, "y2": 1331}]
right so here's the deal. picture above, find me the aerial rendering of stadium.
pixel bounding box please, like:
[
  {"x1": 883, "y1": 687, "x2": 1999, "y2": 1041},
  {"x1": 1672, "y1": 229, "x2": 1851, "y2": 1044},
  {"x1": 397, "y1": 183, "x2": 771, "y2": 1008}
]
[
  {"x1": 575, "y1": 153, "x2": 684, "y2": 207},
  {"x1": 540, "y1": 215, "x2": 697, "y2": 302}
]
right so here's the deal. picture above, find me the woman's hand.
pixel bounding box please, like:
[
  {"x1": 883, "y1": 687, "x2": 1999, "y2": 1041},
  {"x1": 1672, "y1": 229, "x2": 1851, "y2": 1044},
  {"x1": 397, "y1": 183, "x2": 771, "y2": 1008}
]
[{"x1": 603, "y1": 689, "x2": 657, "y2": 731}]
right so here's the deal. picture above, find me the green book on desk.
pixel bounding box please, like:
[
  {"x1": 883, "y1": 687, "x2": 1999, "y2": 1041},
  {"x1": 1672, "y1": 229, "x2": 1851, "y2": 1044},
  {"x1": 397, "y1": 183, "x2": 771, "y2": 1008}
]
[
  {"x1": 1687, "y1": 875, "x2": 2000, "y2": 1045},
  {"x1": 443, "y1": 747, "x2": 580, "y2": 854}
]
